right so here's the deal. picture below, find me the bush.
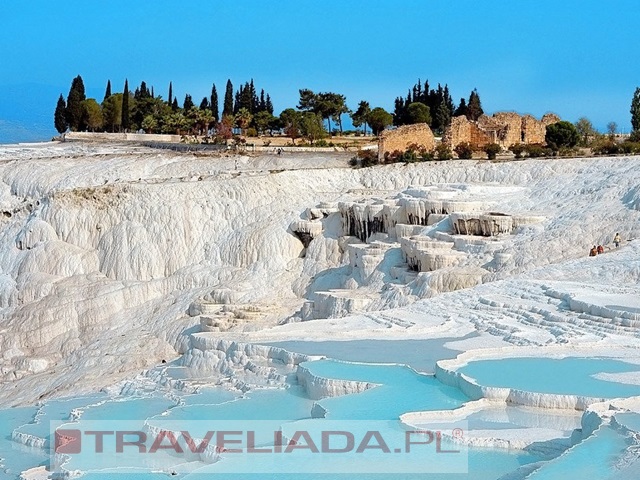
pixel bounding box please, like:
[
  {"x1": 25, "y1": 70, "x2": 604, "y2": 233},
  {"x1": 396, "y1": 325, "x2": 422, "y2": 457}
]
[
  {"x1": 420, "y1": 150, "x2": 435, "y2": 161},
  {"x1": 454, "y1": 142, "x2": 474, "y2": 159},
  {"x1": 509, "y1": 143, "x2": 526, "y2": 159},
  {"x1": 351, "y1": 149, "x2": 378, "y2": 168},
  {"x1": 592, "y1": 139, "x2": 620, "y2": 155},
  {"x1": 434, "y1": 143, "x2": 453, "y2": 160},
  {"x1": 484, "y1": 143, "x2": 501, "y2": 160},
  {"x1": 620, "y1": 141, "x2": 640, "y2": 154},
  {"x1": 245, "y1": 127, "x2": 258, "y2": 137},
  {"x1": 557, "y1": 146, "x2": 580, "y2": 157},
  {"x1": 524, "y1": 144, "x2": 550, "y2": 158}
]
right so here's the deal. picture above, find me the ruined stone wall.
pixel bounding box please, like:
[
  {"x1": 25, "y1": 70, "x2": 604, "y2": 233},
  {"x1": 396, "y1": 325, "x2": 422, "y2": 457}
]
[
  {"x1": 469, "y1": 122, "x2": 493, "y2": 148},
  {"x1": 444, "y1": 116, "x2": 493, "y2": 151},
  {"x1": 521, "y1": 113, "x2": 561, "y2": 145},
  {"x1": 542, "y1": 113, "x2": 561, "y2": 126},
  {"x1": 378, "y1": 123, "x2": 435, "y2": 161},
  {"x1": 492, "y1": 112, "x2": 523, "y2": 148},
  {"x1": 446, "y1": 112, "x2": 562, "y2": 151},
  {"x1": 443, "y1": 116, "x2": 471, "y2": 146},
  {"x1": 521, "y1": 115, "x2": 546, "y2": 144}
]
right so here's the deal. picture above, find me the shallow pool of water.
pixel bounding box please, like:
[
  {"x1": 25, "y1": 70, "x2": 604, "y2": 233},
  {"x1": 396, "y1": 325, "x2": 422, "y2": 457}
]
[
  {"x1": 303, "y1": 360, "x2": 468, "y2": 419},
  {"x1": 264, "y1": 337, "x2": 470, "y2": 373},
  {"x1": 526, "y1": 425, "x2": 630, "y2": 479},
  {"x1": 458, "y1": 357, "x2": 640, "y2": 398}
]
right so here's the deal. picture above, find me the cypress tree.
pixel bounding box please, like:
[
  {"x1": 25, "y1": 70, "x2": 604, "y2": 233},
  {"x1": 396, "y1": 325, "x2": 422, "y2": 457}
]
[
  {"x1": 210, "y1": 84, "x2": 219, "y2": 123},
  {"x1": 168, "y1": 82, "x2": 173, "y2": 105},
  {"x1": 631, "y1": 87, "x2": 640, "y2": 134},
  {"x1": 454, "y1": 98, "x2": 468, "y2": 117},
  {"x1": 223, "y1": 79, "x2": 234, "y2": 116},
  {"x1": 183, "y1": 94, "x2": 194, "y2": 110},
  {"x1": 172, "y1": 98, "x2": 179, "y2": 111},
  {"x1": 200, "y1": 97, "x2": 210, "y2": 110},
  {"x1": 54, "y1": 94, "x2": 68, "y2": 133},
  {"x1": 265, "y1": 94, "x2": 273, "y2": 115},
  {"x1": 151, "y1": 86, "x2": 154, "y2": 98},
  {"x1": 65, "y1": 75, "x2": 86, "y2": 131},
  {"x1": 466, "y1": 89, "x2": 484, "y2": 121},
  {"x1": 259, "y1": 89, "x2": 266, "y2": 112},
  {"x1": 121, "y1": 79, "x2": 130, "y2": 131},
  {"x1": 104, "y1": 80, "x2": 112, "y2": 101}
]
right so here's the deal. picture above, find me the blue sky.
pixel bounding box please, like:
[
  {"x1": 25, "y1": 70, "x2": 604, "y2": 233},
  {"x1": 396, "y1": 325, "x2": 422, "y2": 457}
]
[{"x1": 1, "y1": 0, "x2": 639, "y2": 141}]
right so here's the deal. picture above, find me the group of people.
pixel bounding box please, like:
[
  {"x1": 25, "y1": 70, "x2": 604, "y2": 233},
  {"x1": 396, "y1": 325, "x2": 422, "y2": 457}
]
[{"x1": 589, "y1": 233, "x2": 621, "y2": 257}]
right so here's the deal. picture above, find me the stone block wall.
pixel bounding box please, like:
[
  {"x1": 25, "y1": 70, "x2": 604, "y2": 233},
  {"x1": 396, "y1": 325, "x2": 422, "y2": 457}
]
[
  {"x1": 378, "y1": 123, "x2": 436, "y2": 161},
  {"x1": 493, "y1": 112, "x2": 524, "y2": 147},
  {"x1": 445, "y1": 112, "x2": 561, "y2": 153}
]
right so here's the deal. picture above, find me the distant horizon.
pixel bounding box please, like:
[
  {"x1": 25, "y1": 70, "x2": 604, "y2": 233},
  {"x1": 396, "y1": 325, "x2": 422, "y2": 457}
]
[{"x1": 2, "y1": 1, "x2": 640, "y2": 143}]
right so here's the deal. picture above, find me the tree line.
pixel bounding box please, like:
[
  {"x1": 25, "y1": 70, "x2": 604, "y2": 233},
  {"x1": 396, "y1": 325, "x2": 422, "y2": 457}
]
[
  {"x1": 53, "y1": 75, "x2": 489, "y2": 144},
  {"x1": 54, "y1": 76, "x2": 277, "y2": 139}
]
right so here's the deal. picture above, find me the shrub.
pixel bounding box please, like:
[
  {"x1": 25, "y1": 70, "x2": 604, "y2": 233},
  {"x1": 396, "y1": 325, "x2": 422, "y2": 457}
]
[
  {"x1": 420, "y1": 150, "x2": 435, "y2": 161},
  {"x1": 434, "y1": 143, "x2": 453, "y2": 160},
  {"x1": 592, "y1": 139, "x2": 620, "y2": 156},
  {"x1": 351, "y1": 149, "x2": 378, "y2": 168},
  {"x1": 484, "y1": 143, "x2": 501, "y2": 160},
  {"x1": 557, "y1": 146, "x2": 580, "y2": 157},
  {"x1": 384, "y1": 150, "x2": 404, "y2": 163},
  {"x1": 454, "y1": 142, "x2": 474, "y2": 159},
  {"x1": 524, "y1": 144, "x2": 548, "y2": 158},
  {"x1": 620, "y1": 141, "x2": 640, "y2": 154},
  {"x1": 246, "y1": 127, "x2": 258, "y2": 137},
  {"x1": 509, "y1": 143, "x2": 526, "y2": 159}
]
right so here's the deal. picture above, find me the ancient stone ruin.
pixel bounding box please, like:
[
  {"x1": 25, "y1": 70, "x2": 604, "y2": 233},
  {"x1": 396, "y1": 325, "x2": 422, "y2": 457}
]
[
  {"x1": 444, "y1": 112, "x2": 561, "y2": 152},
  {"x1": 378, "y1": 123, "x2": 435, "y2": 161}
]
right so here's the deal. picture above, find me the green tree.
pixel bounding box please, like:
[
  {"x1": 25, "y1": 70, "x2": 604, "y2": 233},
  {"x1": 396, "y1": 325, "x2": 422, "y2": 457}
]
[
  {"x1": 223, "y1": 79, "x2": 234, "y2": 116},
  {"x1": 194, "y1": 107, "x2": 214, "y2": 135},
  {"x1": 631, "y1": 87, "x2": 640, "y2": 135},
  {"x1": 435, "y1": 102, "x2": 452, "y2": 133},
  {"x1": 253, "y1": 110, "x2": 276, "y2": 134},
  {"x1": 102, "y1": 94, "x2": 122, "y2": 132},
  {"x1": 210, "y1": 83, "x2": 219, "y2": 123},
  {"x1": 121, "y1": 79, "x2": 130, "y2": 131},
  {"x1": 104, "y1": 80, "x2": 111, "y2": 101},
  {"x1": 368, "y1": 107, "x2": 393, "y2": 135},
  {"x1": 81, "y1": 99, "x2": 103, "y2": 131},
  {"x1": 454, "y1": 98, "x2": 468, "y2": 117},
  {"x1": 183, "y1": 94, "x2": 194, "y2": 111},
  {"x1": 142, "y1": 115, "x2": 158, "y2": 133},
  {"x1": 351, "y1": 101, "x2": 371, "y2": 135},
  {"x1": 54, "y1": 94, "x2": 67, "y2": 134},
  {"x1": 575, "y1": 117, "x2": 595, "y2": 146},
  {"x1": 545, "y1": 121, "x2": 579, "y2": 151},
  {"x1": 406, "y1": 102, "x2": 431, "y2": 125},
  {"x1": 325, "y1": 93, "x2": 349, "y2": 134},
  {"x1": 280, "y1": 108, "x2": 302, "y2": 143},
  {"x1": 607, "y1": 121, "x2": 618, "y2": 137},
  {"x1": 300, "y1": 112, "x2": 326, "y2": 145},
  {"x1": 466, "y1": 89, "x2": 483, "y2": 121},
  {"x1": 65, "y1": 75, "x2": 86, "y2": 131},
  {"x1": 168, "y1": 81, "x2": 173, "y2": 105},
  {"x1": 235, "y1": 107, "x2": 253, "y2": 135}
]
